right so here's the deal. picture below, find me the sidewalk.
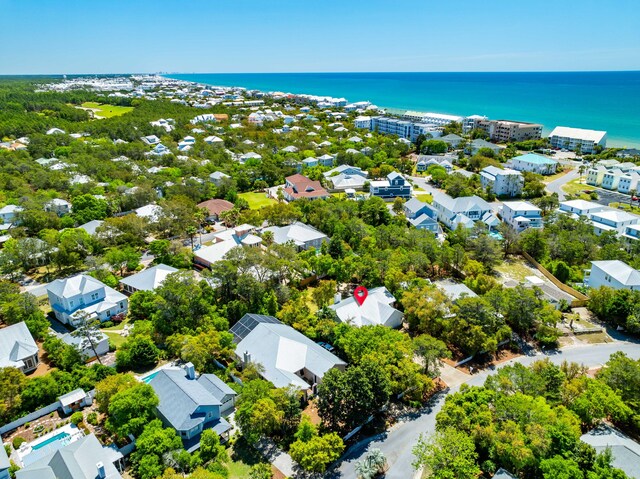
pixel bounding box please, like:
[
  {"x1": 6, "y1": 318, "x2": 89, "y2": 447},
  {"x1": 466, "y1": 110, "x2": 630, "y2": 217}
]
[{"x1": 439, "y1": 362, "x2": 470, "y2": 388}]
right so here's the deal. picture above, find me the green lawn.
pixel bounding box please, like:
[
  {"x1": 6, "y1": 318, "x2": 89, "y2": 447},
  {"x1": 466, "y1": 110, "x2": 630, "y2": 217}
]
[
  {"x1": 609, "y1": 202, "x2": 640, "y2": 214},
  {"x1": 495, "y1": 258, "x2": 537, "y2": 283},
  {"x1": 415, "y1": 193, "x2": 433, "y2": 204},
  {"x1": 81, "y1": 102, "x2": 134, "y2": 119},
  {"x1": 562, "y1": 178, "x2": 595, "y2": 197},
  {"x1": 104, "y1": 331, "x2": 126, "y2": 348},
  {"x1": 227, "y1": 438, "x2": 267, "y2": 479},
  {"x1": 238, "y1": 192, "x2": 277, "y2": 209}
]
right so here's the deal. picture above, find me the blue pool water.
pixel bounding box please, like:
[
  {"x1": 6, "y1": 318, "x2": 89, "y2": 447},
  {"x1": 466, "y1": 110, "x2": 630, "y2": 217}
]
[
  {"x1": 32, "y1": 431, "x2": 70, "y2": 450},
  {"x1": 141, "y1": 371, "x2": 159, "y2": 383}
]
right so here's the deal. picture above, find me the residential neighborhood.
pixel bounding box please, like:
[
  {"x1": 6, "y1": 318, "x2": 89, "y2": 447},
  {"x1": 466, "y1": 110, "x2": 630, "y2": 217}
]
[{"x1": 0, "y1": 73, "x2": 638, "y2": 479}]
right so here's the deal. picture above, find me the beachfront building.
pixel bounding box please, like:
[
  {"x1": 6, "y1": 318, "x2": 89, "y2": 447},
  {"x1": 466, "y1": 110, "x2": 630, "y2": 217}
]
[
  {"x1": 584, "y1": 260, "x2": 640, "y2": 291},
  {"x1": 368, "y1": 116, "x2": 441, "y2": 142},
  {"x1": 501, "y1": 201, "x2": 543, "y2": 232},
  {"x1": 354, "y1": 116, "x2": 372, "y2": 129},
  {"x1": 46, "y1": 274, "x2": 128, "y2": 326},
  {"x1": 369, "y1": 172, "x2": 412, "y2": 199},
  {"x1": 475, "y1": 119, "x2": 543, "y2": 143},
  {"x1": 509, "y1": 153, "x2": 558, "y2": 175},
  {"x1": 462, "y1": 114, "x2": 488, "y2": 133},
  {"x1": 0, "y1": 322, "x2": 39, "y2": 373},
  {"x1": 432, "y1": 193, "x2": 497, "y2": 230},
  {"x1": 480, "y1": 166, "x2": 524, "y2": 197},
  {"x1": 549, "y1": 126, "x2": 607, "y2": 153},
  {"x1": 402, "y1": 111, "x2": 463, "y2": 126}
]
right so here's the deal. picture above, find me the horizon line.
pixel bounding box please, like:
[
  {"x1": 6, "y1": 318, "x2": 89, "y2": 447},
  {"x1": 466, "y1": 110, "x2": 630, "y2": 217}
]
[{"x1": 2, "y1": 69, "x2": 640, "y2": 77}]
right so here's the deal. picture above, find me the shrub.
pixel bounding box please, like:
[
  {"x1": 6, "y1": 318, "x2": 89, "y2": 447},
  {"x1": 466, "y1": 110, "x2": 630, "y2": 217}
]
[
  {"x1": 101, "y1": 321, "x2": 114, "y2": 329},
  {"x1": 87, "y1": 412, "x2": 98, "y2": 425},
  {"x1": 24, "y1": 422, "x2": 30, "y2": 429},
  {"x1": 70, "y1": 412, "x2": 84, "y2": 425},
  {"x1": 12, "y1": 437, "x2": 25, "y2": 450}
]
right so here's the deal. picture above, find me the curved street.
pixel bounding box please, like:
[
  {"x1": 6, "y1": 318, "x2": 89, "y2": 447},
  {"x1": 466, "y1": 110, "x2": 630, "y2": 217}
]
[{"x1": 330, "y1": 338, "x2": 640, "y2": 479}]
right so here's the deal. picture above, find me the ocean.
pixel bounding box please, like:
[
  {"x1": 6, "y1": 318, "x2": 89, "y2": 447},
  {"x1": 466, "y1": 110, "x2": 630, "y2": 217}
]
[{"x1": 166, "y1": 72, "x2": 640, "y2": 148}]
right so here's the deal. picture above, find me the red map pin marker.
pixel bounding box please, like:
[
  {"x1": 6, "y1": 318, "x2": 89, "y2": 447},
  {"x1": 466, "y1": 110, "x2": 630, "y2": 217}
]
[{"x1": 354, "y1": 286, "x2": 368, "y2": 306}]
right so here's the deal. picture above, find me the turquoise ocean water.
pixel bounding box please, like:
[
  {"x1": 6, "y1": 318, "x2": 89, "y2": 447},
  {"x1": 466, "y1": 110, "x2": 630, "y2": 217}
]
[{"x1": 166, "y1": 72, "x2": 640, "y2": 147}]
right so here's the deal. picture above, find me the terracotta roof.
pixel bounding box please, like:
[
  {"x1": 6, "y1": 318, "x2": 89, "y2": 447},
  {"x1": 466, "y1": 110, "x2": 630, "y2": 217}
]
[
  {"x1": 197, "y1": 199, "x2": 235, "y2": 216},
  {"x1": 284, "y1": 174, "x2": 329, "y2": 199}
]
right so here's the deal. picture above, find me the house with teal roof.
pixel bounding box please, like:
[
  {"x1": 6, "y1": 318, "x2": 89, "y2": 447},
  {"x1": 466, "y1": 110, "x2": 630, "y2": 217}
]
[{"x1": 509, "y1": 153, "x2": 558, "y2": 175}]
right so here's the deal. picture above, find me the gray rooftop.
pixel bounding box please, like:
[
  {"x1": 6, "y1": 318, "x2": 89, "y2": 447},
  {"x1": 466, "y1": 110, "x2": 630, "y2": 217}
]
[
  {"x1": 232, "y1": 314, "x2": 346, "y2": 389},
  {"x1": 149, "y1": 368, "x2": 223, "y2": 431},
  {"x1": 0, "y1": 321, "x2": 38, "y2": 369},
  {"x1": 119, "y1": 264, "x2": 178, "y2": 292},
  {"x1": 434, "y1": 280, "x2": 478, "y2": 302},
  {"x1": 262, "y1": 222, "x2": 328, "y2": 247},
  {"x1": 581, "y1": 425, "x2": 640, "y2": 479},
  {"x1": 16, "y1": 434, "x2": 122, "y2": 479}
]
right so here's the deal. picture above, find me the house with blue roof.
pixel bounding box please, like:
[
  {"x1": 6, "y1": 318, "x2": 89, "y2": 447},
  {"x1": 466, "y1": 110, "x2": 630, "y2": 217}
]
[
  {"x1": 369, "y1": 172, "x2": 412, "y2": 199},
  {"x1": 148, "y1": 364, "x2": 236, "y2": 450},
  {"x1": 509, "y1": 153, "x2": 558, "y2": 175}
]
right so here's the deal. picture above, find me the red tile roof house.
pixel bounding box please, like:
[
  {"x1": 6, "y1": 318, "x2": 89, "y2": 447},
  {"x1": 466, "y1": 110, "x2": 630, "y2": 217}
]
[
  {"x1": 283, "y1": 174, "x2": 330, "y2": 201},
  {"x1": 197, "y1": 199, "x2": 235, "y2": 222}
]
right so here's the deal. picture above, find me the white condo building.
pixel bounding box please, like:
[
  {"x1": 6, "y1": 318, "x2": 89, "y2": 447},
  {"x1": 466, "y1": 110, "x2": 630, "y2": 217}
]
[{"x1": 549, "y1": 126, "x2": 607, "y2": 154}]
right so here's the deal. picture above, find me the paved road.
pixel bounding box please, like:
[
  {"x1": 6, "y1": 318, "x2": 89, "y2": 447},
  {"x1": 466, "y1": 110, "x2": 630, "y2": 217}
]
[
  {"x1": 331, "y1": 340, "x2": 640, "y2": 479},
  {"x1": 545, "y1": 168, "x2": 579, "y2": 201}
]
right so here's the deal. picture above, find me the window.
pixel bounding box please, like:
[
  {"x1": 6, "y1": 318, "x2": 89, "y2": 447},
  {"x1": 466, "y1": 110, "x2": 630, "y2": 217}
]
[
  {"x1": 91, "y1": 292, "x2": 99, "y2": 301},
  {"x1": 69, "y1": 300, "x2": 74, "y2": 308}
]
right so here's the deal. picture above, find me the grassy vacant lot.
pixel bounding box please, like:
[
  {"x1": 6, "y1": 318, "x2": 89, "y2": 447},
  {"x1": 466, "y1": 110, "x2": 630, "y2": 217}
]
[
  {"x1": 495, "y1": 257, "x2": 538, "y2": 283},
  {"x1": 227, "y1": 438, "x2": 268, "y2": 479},
  {"x1": 562, "y1": 178, "x2": 596, "y2": 197},
  {"x1": 415, "y1": 193, "x2": 433, "y2": 204},
  {"x1": 81, "y1": 102, "x2": 133, "y2": 118},
  {"x1": 238, "y1": 192, "x2": 277, "y2": 209}
]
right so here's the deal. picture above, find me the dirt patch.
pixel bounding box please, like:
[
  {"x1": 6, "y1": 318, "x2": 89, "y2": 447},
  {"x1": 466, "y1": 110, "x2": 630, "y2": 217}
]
[
  {"x1": 302, "y1": 399, "x2": 322, "y2": 426},
  {"x1": 272, "y1": 466, "x2": 287, "y2": 479}
]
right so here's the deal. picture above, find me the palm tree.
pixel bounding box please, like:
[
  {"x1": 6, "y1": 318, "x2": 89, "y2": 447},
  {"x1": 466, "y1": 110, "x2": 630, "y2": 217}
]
[
  {"x1": 355, "y1": 449, "x2": 387, "y2": 479},
  {"x1": 578, "y1": 164, "x2": 586, "y2": 184}
]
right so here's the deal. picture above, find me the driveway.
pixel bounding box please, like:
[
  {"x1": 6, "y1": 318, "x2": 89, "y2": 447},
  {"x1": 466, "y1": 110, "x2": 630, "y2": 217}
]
[{"x1": 330, "y1": 340, "x2": 640, "y2": 479}]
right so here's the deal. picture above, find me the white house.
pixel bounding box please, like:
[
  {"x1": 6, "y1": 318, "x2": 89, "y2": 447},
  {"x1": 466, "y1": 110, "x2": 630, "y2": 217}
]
[
  {"x1": 209, "y1": 171, "x2": 231, "y2": 186},
  {"x1": 558, "y1": 199, "x2": 607, "y2": 218},
  {"x1": 354, "y1": 116, "x2": 372, "y2": 129},
  {"x1": 480, "y1": 166, "x2": 524, "y2": 197},
  {"x1": 194, "y1": 225, "x2": 262, "y2": 268},
  {"x1": 329, "y1": 287, "x2": 404, "y2": 328},
  {"x1": 0, "y1": 204, "x2": 23, "y2": 225},
  {"x1": 501, "y1": 201, "x2": 543, "y2": 232},
  {"x1": 585, "y1": 260, "x2": 640, "y2": 291},
  {"x1": 432, "y1": 193, "x2": 497, "y2": 230},
  {"x1": 586, "y1": 166, "x2": 607, "y2": 187},
  {"x1": 261, "y1": 222, "x2": 328, "y2": 251},
  {"x1": 120, "y1": 264, "x2": 178, "y2": 294},
  {"x1": 509, "y1": 153, "x2": 558, "y2": 175},
  {"x1": 549, "y1": 126, "x2": 607, "y2": 153},
  {"x1": 590, "y1": 209, "x2": 640, "y2": 236},
  {"x1": 45, "y1": 198, "x2": 72, "y2": 216},
  {"x1": 0, "y1": 322, "x2": 39, "y2": 373},
  {"x1": 601, "y1": 169, "x2": 625, "y2": 190},
  {"x1": 46, "y1": 274, "x2": 128, "y2": 326},
  {"x1": 617, "y1": 171, "x2": 640, "y2": 194},
  {"x1": 61, "y1": 331, "x2": 110, "y2": 359}
]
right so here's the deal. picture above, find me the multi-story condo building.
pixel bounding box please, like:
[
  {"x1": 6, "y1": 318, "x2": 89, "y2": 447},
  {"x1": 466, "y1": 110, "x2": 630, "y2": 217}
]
[
  {"x1": 549, "y1": 126, "x2": 607, "y2": 153},
  {"x1": 402, "y1": 111, "x2": 463, "y2": 126},
  {"x1": 586, "y1": 166, "x2": 608, "y2": 187},
  {"x1": 369, "y1": 116, "x2": 441, "y2": 142},
  {"x1": 558, "y1": 199, "x2": 607, "y2": 218},
  {"x1": 476, "y1": 119, "x2": 543, "y2": 143},
  {"x1": 462, "y1": 115, "x2": 488, "y2": 133},
  {"x1": 601, "y1": 169, "x2": 625, "y2": 190},
  {"x1": 501, "y1": 201, "x2": 543, "y2": 232},
  {"x1": 617, "y1": 172, "x2": 640, "y2": 194},
  {"x1": 590, "y1": 209, "x2": 640, "y2": 236}
]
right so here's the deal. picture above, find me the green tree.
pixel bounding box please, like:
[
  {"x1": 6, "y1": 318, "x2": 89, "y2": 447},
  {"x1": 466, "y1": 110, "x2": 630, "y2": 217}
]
[
  {"x1": 413, "y1": 335, "x2": 451, "y2": 378},
  {"x1": 289, "y1": 432, "x2": 344, "y2": 473},
  {"x1": 107, "y1": 382, "x2": 159, "y2": 438},
  {"x1": 94, "y1": 373, "x2": 138, "y2": 413},
  {"x1": 131, "y1": 419, "x2": 182, "y2": 479},
  {"x1": 116, "y1": 335, "x2": 160, "y2": 371},
  {"x1": 412, "y1": 428, "x2": 481, "y2": 479}
]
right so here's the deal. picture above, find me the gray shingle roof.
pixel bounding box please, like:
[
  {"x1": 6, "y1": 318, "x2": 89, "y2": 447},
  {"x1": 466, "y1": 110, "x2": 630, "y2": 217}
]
[
  {"x1": 197, "y1": 374, "x2": 237, "y2": 401},
  {"x1": 149, "y1": 368, "x2": 225, "y2": 431},
  {"x1": 262, "y1": 222, "x2": 328, "y2": 247}
]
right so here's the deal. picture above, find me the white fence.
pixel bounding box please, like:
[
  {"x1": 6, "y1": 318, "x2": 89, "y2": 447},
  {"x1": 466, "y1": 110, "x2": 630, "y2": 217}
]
[{"x1": 0, "y1": 402, "x2": 59, "y2": 435}]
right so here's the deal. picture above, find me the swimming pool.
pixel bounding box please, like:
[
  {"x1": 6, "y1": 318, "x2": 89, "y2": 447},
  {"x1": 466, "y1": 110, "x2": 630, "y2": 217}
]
[
  {"x1": 31, "y1": 431, "x2": 70, "y2": 450},
  {"x1": 141, "y1": 371, "x2": 159, "y2": 383}
]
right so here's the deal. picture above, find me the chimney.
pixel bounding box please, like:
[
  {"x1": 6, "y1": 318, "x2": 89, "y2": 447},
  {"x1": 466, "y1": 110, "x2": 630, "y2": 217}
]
[
  {"x1": 334, "y1": 292, "x2": 342, "y2": 305},
  {"x1": 243, "y1": 351, "x2": 251, "y2": 366},
  {"x1": 185, "y1": 362, "x2": 196, "y2": 380},
  {"x1": 97, "y1": 462, "x2": 106, "y2": 479}
]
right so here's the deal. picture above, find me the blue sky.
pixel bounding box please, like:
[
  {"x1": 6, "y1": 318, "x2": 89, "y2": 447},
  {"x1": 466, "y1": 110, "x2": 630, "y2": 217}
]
[{"x1": 1, "y1": 0, "x2": 639, "y2": 74}]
